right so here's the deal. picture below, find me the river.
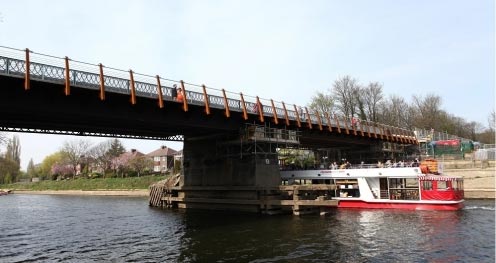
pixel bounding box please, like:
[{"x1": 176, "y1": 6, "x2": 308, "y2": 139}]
[{"x1": 0, "y1": 195, "x2": 494, "y2": 262}]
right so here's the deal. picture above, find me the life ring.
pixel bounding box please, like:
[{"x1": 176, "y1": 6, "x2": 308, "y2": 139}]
[{"x1": 420, "y1": 164, "x2": 430, "y2": 174}]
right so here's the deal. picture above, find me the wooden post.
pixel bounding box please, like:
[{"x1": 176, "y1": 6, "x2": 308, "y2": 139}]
[
  {"x1": 294, "y1": 104, "x2": 301, "y2": 128},
  {"x1": 372, "y1": 122, "x2": 378, "y2": 138},
  {"x1": 98, "y1": 63, "x2": 105, "y2": 101},
  {"x1": 325, "y1": 112, "x2": 332, "y2": 132},
  {"x1": 203, "y1": 85, "x2": 211, "y2": 115},
  {"x1": 24, "y1": 48, "x2": 30, "y2": 90},
  {"x1": 359, "y1": 119, "x2": 365, "y2": 137},
  {"x1": 343, "y1": 116, "x2": 350, "y2": 135},
  {"x1": 282, "y1": 102, "x2": 290, "y2": 126},
  {"x1": 156, "y1": 76, "x2": 164, "y2": 108},
  {"x1": 129, "y1": 70, "x2": 136, "y2": 105},
  {"x1": 64, "y1": 56, "x2": 70, "y2": 96},
  {"x1": 222, "y1": 89, "x2": 230, "y2": 118},
  {"x1": 240, "y1": 93, "x2": 248, "y2": 120},
  {"x1": 305, "y1": 107, "x2": 312, "y2": 129},
  {"x1": 180, "y1": 80, "x2": 188, "y2": 112},
  {"x1": 256, "y1": 96, "x2": 264, "y2": 123},
  {"x1": 352, "y1": 117, "x2": 358, "y2": 136},
  {"x1": 334, "y1": 114, "x2": 342, "y2": 133},
  {"x1": 365, "y1": 121, "x2": 372, "y2": 138},
  {"x1": 315, "y1": 110, "x2": 323, "y2": 131},
  {"x1": 271, "y1": 99, "x2": 278, "y2": 125}
]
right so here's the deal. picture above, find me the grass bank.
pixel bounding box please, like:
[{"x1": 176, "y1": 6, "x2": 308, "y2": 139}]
[{"x1": 0, "y1": 175, "x2": 166, "y2": 191}]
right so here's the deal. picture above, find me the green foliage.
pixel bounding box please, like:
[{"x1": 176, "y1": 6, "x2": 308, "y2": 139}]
[
  {"x1": 39, "y1": 152, "x2": 64, "y2": 180},
  {"x1": 173, "y1": 159, "x2": 182, "y2": 174},
  {"x1": 26, "y1": 158, "x2": 36, "y2": 178},
  {"x1": 5, "y1": 135, "x2": 21, "y2": 166},
  {"x1": 0, "y1": 157, "x2": 20, "y2": 184},
  {"x1": 108, "y1": 139, "x2": 126, "y2": 158},
  {"x1": 4, "y1": 172, "x2": 12, "y2": 184},
  {"x1": 308, "y1": 92, "x2": 334, "y2": 114},
  {"x1": 0, "y1": 175, "x2": 166, "y2": 190}
]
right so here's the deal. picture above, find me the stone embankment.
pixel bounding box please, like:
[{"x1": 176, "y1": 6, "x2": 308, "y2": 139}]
[{"x1": 443, "y1": 160, "x2": 495, "y2": 199}]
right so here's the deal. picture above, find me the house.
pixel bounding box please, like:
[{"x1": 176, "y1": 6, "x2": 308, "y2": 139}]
[{"x1": 147, "y1": 146, "x2": 178, "y2": 173}]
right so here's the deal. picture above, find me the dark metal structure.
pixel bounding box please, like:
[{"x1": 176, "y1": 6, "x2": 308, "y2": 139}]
[{"x1": 0, "y1": 46, "x2": 417, "y2": 148}]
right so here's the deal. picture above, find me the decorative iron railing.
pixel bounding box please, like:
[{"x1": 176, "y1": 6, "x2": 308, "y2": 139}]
[{"x1": 0, "y1": 46, "x2": 417, "y2": 143}]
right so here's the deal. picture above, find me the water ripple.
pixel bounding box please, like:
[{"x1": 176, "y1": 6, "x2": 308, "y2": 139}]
[{"x1": 0, "y1": 196, "x2": 493, "y2": 262}]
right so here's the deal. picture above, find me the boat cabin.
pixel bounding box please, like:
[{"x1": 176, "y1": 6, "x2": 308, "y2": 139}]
[{"x1": 280, "y1": 167, "x2": 464, "y2": 202}]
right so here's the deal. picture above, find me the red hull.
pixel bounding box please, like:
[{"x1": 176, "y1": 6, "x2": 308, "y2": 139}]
[{"x1": 337, "y1": 200, "x2": 464, "y2": 211}]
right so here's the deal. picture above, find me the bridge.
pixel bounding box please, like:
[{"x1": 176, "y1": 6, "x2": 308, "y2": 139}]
[{"x1": 0, "y1": 46, "x2": 418, "y2": 213}]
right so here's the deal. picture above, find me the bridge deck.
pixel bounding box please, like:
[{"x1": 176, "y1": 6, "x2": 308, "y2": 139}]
[{"x1": 0, "y1": 46, "x2": 417, "y2": 144}]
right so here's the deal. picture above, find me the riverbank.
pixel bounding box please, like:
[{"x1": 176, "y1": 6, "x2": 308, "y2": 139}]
[
  {"x1": 444, "y1": 168, "x2": 495, "y2": 199},
  {"x1": 0, "y1": 175, "x2": 166, "y2": 192},
  {"x1": 9, "y1": 189, "x2": 149, "y2": 196}
]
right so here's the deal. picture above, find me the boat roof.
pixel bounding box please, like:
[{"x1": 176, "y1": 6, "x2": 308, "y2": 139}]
[{"x1": 280, "y1": 167, "x2": 462, "y2": 180}]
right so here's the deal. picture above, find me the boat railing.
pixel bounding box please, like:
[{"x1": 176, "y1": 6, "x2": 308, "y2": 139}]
[{"x1": 389, "y1": 189, "x2": 419, "y2": 200}]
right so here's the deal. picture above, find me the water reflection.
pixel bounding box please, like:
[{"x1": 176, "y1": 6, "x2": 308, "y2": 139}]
[{"x1": 0, "y1": 196, "x2": 493, "y2": 262}]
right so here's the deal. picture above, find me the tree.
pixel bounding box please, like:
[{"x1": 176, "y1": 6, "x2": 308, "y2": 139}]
[
  {"x1": 5, "y1": 135, "x2": 21, "y2": 166},
  {"x1": 412, "y1": 94, "x2": 442, "y2": 130},
  {"x1": 61, "y1": 139, "x2": 92, "y2": 178},
  {"x1": 111, "y1": 153, "x2": 132, "y2": 177},
  {"x1": 0, "y1": 157, "x2": 19, "y2": 184},
  {"x1": 489, "y1": 110, "x2": 495, "y2": 131},
  {"x1": 332, "y1": 75, "x2": 360, "y2": 119},
  {"x1": 308, "y1": 92, "x2": 334, "y2": 115},
  {"x1": 128, "y1": 156, "x2": 153, "y2": 177},
  {"x1": 0, "y1": 133, "x2": 7, "y2": 145},
  {"x1": 26, "y1": 158, "x2": 36, "y2": 179},
  {"x1": 39, "y1": 152, "x2": 65, "y2": 180},
  {"x1": 108, "y1": 139, "x2": 126, "y2": 158},
  {"x1": 51, "y1": 163, "x2": 73, "y2": 179},
  {"x1": 88, "y1": 140, "x2": 113, "y2": 174},
  {"x1": 362, "y1": 82, "x2": 384, "y2": 122}
]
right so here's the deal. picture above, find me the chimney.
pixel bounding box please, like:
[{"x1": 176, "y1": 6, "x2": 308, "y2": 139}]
[
  {"x1": 161, "y1": 145, "x2": 166, "y2": 149},
  {"x1": 131, "y1": 149, "x2": 136, "y2": 153}
]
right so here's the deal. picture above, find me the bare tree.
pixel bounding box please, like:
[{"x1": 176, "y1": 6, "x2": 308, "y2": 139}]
[
  {"x1": 489, "y1": 110, "x2": 495, "y2": 131},
  {"x1": 412, "y1": 94, "x2": 442, "y2": 129},
  {"x1": 61, "y1": 139, "x2": 92, "y2": 178},
  {"x1": 378, "y1": 95, "x2": 413, "y2": 128},
  {"x1": 308, "y1": 91, "x2": 334, "y2": 114},
  {"x1": 88, "y1": 140, "x2": 114, "y2": 174},
  {"x1": 0, "y1": 133, "x2": 7, "y2": 145},
  {"x1": 332, "y1": 75, "x2": 360, "y2": 119},
  {"x1": 362, "y1": 82, "x2": 384, "y2": 122}
]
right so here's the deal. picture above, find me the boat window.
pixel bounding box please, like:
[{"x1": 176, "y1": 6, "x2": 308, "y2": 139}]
[
  {"x1": 405, "y1": 178, "x2": 419, "y2": 188},
  {"x1": 422, "y1": 181, "x2": 432, "y2": 190},
  {"x1": 437, "y1": 181, "x2": 448, "y2": 190},
  {"x1": 389, "y1": 178, "x2": 403, "y2": 188}
]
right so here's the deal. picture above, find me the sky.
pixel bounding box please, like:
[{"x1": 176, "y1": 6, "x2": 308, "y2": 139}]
[{"x1": 0, "y1": 0, "x2": 494, "y2": 170}]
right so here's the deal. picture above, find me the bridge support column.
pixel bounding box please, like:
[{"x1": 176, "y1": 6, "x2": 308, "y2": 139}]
[{"x1": 176, "y1": 133, "x2": 281, "y2": 213}]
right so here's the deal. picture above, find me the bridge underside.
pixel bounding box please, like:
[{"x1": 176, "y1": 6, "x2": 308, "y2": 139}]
[{"x1": 0, "y1": 74, "x2": 416, "y2": 214}]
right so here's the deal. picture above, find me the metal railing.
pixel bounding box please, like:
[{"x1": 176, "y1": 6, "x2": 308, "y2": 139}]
[{"x1": 0, "y1": 46, "x2": 417, "y2": 143}]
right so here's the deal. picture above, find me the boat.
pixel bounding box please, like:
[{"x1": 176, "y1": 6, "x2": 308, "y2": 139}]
[
  {"x1": 0, "y1": 190, "x2": 9, "y2": 196},
  {"x1": 280, "y1": 162, "x2": 464, "y2": 211}
]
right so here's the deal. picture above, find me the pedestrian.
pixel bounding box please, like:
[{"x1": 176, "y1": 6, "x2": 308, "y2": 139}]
[
  {"x1": 171, "y1": 84, "x2": 178, "y2": 100},
  {"x1": 176, "y1": 87, "x2": 184, "y2": 103}
]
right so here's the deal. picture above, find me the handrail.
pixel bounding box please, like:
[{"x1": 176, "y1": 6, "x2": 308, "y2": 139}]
[{"x1": 0, "y1": 46, "x2": 418, "y2": 144}]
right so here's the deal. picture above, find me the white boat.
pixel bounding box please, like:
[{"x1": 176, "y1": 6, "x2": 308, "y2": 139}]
[{"x1": 280, "y1": 165, "x2": 464, "y2": 210}]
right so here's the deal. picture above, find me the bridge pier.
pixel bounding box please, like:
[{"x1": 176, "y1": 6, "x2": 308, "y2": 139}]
[{"x1": 176, "y1": 129, "x2": 282, "y2": 213}]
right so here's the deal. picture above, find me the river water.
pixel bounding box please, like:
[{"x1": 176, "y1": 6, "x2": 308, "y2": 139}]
[{"x1": 0, "y1": 195, "x2": 494, "y2": 262}]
